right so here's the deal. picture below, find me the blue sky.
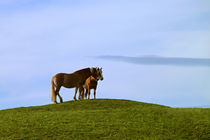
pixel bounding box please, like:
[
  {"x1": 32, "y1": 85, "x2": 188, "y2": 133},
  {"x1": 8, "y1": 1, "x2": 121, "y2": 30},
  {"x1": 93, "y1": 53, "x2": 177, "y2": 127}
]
[{"x1": 0, "y1": 0, "x2": 210, "y2": 110}]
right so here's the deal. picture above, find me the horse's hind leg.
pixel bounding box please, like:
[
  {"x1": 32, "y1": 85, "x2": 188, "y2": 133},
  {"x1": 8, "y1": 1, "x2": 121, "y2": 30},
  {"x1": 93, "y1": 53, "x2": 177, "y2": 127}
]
[
  {"x1": 57, "y1": 93, "x2": 63, "y2": 103},
  {"x1": 73, "y1": 87, "x2": 78, "y2": 101},
  {"x1": 55, "y1": 86, "x2": 63, "y2": 103}
]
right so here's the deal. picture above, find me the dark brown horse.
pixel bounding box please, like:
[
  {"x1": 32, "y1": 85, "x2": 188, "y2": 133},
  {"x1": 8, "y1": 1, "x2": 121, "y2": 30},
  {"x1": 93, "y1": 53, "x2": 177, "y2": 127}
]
[
  {"x1": 83, "y1": 68, "x2": 103, "y2": 99},
  {"x1": 51, "y1": 67, "x2": 103, "y2": 103}
]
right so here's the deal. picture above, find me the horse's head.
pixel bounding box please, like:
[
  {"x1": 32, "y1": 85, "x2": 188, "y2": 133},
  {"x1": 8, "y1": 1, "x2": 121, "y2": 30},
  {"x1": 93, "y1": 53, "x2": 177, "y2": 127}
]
[
  {"x1": 90, "y1": 67, "x2": 104, "y2": 81},
  {"x1": 96, "y1": 67, "x2": 104, "y2": 81}
]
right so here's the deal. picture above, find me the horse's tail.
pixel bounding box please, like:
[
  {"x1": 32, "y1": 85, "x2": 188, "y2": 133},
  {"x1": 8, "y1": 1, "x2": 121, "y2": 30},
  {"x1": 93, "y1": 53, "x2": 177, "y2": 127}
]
[{"x1": 51, "y1": 77, "x2": 56, "y2": 103}]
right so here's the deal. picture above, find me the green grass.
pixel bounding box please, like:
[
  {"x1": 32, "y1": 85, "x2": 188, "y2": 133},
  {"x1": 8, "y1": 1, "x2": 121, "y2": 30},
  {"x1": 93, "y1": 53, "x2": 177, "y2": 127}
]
[{"x1": 0, "y1": 99, "x2": 209, "y2": 139}]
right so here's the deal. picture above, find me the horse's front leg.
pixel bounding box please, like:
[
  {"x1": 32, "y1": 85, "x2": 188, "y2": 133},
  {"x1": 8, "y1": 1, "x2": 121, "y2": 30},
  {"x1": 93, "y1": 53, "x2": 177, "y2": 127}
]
[
  {"x1": 94, "y1": 88, "x2": 96, "y2": 99},
  {"x1": 84, "y1": 88, "x2": 88, "y2": 100},
  {"x1": 78, "y1": 87, "x2": 84, "y2": 100},
  {"x1": 88, "y1": 87, "x2": 90, "y2": 99},
  {"x1": 81, "y1": 88, "x2": 85, "y2": 100},
  {"x1": 73, "y1": 87, "x2": 78, "y2": 101}
]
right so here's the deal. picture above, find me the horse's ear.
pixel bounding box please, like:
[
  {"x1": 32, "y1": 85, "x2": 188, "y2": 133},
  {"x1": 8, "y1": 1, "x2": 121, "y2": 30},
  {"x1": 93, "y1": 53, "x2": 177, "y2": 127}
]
[{"x1": 90, "y1": 67, "x2": 94, "y2": 74}]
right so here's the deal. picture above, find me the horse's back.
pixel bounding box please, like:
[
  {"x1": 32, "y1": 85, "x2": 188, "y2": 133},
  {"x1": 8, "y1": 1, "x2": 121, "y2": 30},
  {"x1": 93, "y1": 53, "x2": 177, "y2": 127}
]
[
  {"x1": 53, "y1": 73, "x2": 82, "y2": 88},
  {"x1": 73, "y1": 68, "x2": 90, "y2": 75}
]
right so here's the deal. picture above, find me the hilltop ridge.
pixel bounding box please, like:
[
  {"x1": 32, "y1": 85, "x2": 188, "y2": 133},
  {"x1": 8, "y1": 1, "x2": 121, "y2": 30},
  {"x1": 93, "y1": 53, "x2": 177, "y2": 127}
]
[{"x1": 0, "y1": 99, "x2": 209, "y2": 139}]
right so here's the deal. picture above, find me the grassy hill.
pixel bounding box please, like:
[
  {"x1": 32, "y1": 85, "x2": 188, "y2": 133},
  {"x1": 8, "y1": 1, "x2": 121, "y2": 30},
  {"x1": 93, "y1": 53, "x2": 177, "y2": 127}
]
[{"x1": 0, "y1": 99, "x2": 209, "y2": 139}]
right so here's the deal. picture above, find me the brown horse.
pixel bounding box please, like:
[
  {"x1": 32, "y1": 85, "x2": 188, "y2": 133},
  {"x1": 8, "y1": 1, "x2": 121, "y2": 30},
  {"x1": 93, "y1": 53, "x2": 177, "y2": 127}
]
[
  {"x1": 83, "y1": 73, "x2": 102, "y2": 99},
  {"x1": 51, "y1": 67, "x2": 103, "y2": 103}
]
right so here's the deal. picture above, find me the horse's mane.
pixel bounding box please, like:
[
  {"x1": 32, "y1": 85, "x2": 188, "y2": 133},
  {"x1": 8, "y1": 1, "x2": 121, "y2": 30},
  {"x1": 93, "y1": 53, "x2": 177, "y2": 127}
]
[{"x1": 73, "y1": 67, "x2": 90, "y2": 74}]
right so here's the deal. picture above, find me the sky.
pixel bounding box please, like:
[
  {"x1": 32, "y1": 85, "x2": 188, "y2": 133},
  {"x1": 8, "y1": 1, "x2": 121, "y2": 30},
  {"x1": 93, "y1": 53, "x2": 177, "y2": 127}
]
[{"x1": 0, "y1": 0, "x2": 210, "y2": 110}]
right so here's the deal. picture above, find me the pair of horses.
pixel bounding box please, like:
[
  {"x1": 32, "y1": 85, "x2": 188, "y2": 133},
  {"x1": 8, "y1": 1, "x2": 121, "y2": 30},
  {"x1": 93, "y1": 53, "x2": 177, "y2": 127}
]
[{"x1": 51, "y1": 67, "x2": 103, "y2": 104}]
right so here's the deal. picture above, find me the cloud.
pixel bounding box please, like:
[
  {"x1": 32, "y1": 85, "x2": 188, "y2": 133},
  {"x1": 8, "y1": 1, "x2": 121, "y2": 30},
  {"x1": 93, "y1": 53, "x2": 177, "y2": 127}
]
[{"x1": 98, "y1": 55, "x2": 210, "y2": 67}]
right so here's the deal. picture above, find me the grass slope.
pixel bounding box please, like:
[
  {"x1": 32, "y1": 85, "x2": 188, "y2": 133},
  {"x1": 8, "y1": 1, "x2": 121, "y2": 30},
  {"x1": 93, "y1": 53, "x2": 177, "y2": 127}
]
[{"x1": 0, "y1": 99, "x2": 209, "y2": 139}]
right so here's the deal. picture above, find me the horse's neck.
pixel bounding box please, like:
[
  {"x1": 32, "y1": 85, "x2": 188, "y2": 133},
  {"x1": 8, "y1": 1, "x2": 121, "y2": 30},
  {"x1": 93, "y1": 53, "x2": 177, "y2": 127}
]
[
  {"x1": 75, "y1": 68, "x2": 91, "y2": 79},
  {"x1": 84, "y1": 71, "x2": 92, "y2": 79},
  {"x1": 90, "y1": 76, "x2": 97, "y2": 81}
]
